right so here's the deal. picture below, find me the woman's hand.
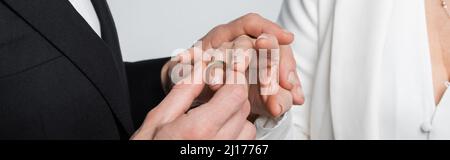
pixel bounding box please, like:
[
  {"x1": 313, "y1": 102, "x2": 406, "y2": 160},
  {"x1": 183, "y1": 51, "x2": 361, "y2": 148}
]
[
  {"x1": 204, "y1": 34, "x2": 304, "y2": 118},
  {"x1": 162, "y1": 14, "x2": 304, "y2": 118}
]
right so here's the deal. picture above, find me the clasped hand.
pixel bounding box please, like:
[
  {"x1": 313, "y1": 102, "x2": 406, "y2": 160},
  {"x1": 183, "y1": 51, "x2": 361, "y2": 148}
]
[{"x1": 131, "y1": 13, "x2": 304, "y2": 140}]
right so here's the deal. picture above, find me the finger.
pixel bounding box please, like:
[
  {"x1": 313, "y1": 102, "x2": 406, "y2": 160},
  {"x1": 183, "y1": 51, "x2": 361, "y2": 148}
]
[
  {"x1": 214, "y1": 100, "x2": 251, "y2": 139},
  {"x1": 265, "y1": 88, "x2": 293, "y2": 117},
  {"x1": 201, "y1": 13, "x2": 294, "y2": 49},
  {"x1": 174, "y1": 47, "x2": 204, "y2": 65},
  {"x1": 278, "y1": 45, "x2": 304, "y2": 105},
  {"x1": 255, "y1": 33, "x2": 280, "y2": 68},
  {"x1": 236, "y1": 121, "x2": 256, "y2": 140},
  {"x1": 206, "y1": 66, "x2": 224, "y2": 91},
  {"x1": 257, "y1": 35, "x2": 304, "y2": 105},
  {"x1": 255, "y1": 33, "x2": 279, "y2": 51},
  {"x1": 206, "y1": 42, "x2": 232, "y2": 91},
  {"x1": 259, "y1": 68, "x2": 280, "y2": 96},
  {"x1": 231, "y1": 35, "x2": 255, "y2": 73},
  {"x1": 287, "y1": 71, "x2": 305, "y2": 105},
  {"x1": 275, "y1": 45, "x2": 296, "y2": 89},
  {"x1": 151, "y1": 63, "x2": 205, "y2": 124},
  {"x1": 255, "y1": 33, "x2": 280, "y2": 96},
  {"x1": 194, "y1": 83, "x2": 248, "y2": 134}
]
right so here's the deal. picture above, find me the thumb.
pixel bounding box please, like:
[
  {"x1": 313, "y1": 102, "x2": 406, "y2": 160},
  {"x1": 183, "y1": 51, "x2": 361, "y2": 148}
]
[{"x1": 150, "y1": 63, "x2": 205, "y2": 124}]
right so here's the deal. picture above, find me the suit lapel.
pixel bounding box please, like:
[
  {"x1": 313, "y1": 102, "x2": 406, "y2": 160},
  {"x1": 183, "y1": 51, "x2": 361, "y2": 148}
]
[
  {"x1": 91, "y1": 0, "x2": 131, "y2": 106},
  {"x1": 2, "y1": 0, "x2": 133, "y2": 134}
]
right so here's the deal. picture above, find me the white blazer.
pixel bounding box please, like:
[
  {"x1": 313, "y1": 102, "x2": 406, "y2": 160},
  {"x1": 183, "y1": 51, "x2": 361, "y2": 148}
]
[{"x1": 256, "y1": 0, "x2": 450, "y2": 140}]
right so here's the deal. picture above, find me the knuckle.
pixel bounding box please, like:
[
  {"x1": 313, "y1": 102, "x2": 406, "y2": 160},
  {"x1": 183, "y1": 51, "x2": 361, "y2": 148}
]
[
  {"x1": 243, "y1": 13, "x2": 262, "y2": 26},
  {"x1": 192, "y1": 125, "x2": 213, "y2": 139},
  {"x1": 183, "y1": 119, "x2": 214, "y2": 139},
  {"x1": 212, "y1": 24, "x2": 227, "y2": 32},
  {"x1": 244, "y1": 13, "x2": 262, "y2": 19},
  {"x1": 244, "y1": 18, "x2": 258, "y2": 28},
  {"x1": 209, "y1": 24, "x2": 229, "y2": 48}
]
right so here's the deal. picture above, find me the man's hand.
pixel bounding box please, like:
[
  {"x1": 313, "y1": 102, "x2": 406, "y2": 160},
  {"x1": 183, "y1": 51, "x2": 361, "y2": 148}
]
[
  {"x1": 132, "y1": 68, "x2": 255, "y2": 140},
  {"x1": 200, "y1": 13, "x2": 294, "y2": 48}
]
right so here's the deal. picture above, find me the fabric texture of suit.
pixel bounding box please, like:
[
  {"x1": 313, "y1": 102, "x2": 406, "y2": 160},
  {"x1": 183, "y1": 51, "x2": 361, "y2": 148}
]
[{"x1": 0, "y1": 0, "x2": 169, "y2": 139}]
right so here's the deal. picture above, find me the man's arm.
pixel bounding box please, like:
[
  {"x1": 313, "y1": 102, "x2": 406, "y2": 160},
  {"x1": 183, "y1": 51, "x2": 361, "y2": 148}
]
[
  {"x1": 131, "y1": 66, "x2": 255, "y2": 140},
  {"x1": 125, "y1": 58, "x2": 170, "y2": 128},
  {"x1": 125, "y1": 13, "x2": 304, "y2": 139}
]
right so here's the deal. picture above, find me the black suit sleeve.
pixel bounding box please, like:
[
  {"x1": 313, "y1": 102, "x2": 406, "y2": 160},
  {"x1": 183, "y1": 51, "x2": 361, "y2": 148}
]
[{"x1": 124, "y1": 57, "x2": 170, "y2": 128}]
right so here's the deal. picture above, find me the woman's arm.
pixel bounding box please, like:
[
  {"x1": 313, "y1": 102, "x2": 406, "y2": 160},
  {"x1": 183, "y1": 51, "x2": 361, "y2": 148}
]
[{"x1": 256, "y1": 0, "x2": 321, "y2": 140}]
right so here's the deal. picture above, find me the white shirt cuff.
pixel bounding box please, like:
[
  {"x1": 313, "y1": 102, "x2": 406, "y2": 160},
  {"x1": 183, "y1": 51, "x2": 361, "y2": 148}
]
[{"x1": 255, "y1": 110, "x2": 294, "y2": 140}]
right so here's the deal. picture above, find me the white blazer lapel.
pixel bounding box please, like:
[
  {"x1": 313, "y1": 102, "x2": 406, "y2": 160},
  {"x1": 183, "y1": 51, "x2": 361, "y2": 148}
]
[{"x1": 328, "y1": 0, "x2": 434, "y2": 139}]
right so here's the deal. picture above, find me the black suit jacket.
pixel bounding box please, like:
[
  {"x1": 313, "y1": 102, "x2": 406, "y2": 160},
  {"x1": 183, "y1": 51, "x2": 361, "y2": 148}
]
[{"x1": 0, "y1": 0, "x2": 169, "y2": 139}]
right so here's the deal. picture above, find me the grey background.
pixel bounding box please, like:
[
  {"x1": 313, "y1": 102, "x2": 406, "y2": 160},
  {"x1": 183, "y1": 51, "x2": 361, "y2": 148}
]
[{"x1": 108, "y1": 0, "x2": 284, "y2": 61}]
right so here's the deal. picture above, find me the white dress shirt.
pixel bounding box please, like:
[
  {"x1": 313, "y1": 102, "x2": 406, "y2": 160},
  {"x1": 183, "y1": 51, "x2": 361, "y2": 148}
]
[
  {"x1": 256, "y1": 0, "x2": 450, "y2": 140},
  {"x1": 68, "y1": 0, "x2": 102, "y2": 37}
]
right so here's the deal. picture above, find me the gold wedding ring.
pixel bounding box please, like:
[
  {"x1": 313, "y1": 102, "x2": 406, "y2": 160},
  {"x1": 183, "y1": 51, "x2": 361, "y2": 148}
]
[
  {"x1": 205, "y1": 60, "x2": 226, "y2": 85},
  {"x1": 206, "y1": 60, "x2": 226, "y2": 70}
]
